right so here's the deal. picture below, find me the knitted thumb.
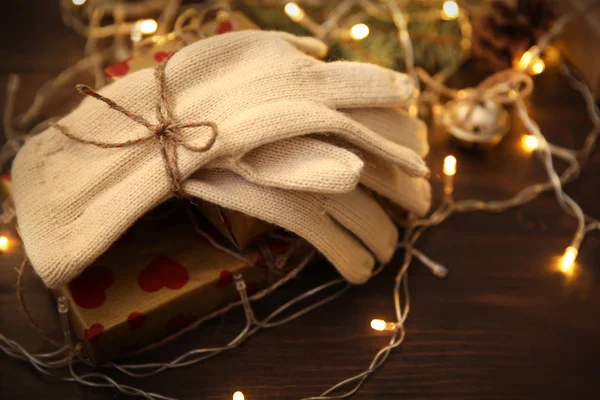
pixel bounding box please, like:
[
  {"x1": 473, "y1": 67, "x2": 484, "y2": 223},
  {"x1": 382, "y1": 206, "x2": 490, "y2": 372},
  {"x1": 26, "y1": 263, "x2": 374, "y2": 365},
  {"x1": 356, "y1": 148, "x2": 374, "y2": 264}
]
[{"x1": 208, "y1": 136, "x2": 364, "y2": 193}]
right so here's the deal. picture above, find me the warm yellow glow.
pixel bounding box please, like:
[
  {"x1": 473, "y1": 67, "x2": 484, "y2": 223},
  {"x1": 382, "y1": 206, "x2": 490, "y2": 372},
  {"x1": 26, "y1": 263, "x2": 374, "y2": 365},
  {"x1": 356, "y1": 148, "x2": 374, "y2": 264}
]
[
  {"x1": 441, "y1": 1, "x2": 459, "y2": 20},
  {"x1": 370, "y1": 319, "x2": 396, "y2": 331},
  {"x1": 530, "y1": 59, "x2": 545, "y2": 75},
  {"x1": 408, "y1": 104, "x2": 418, "y2": 118},
  {"x1": 233, "y1": 391, "x2": 245, "y2": 400},
  {"x1": 443, "y1": 155, "x2": 457, "y2": 176},
  {"x1": 370, "y1": 319, "x2": 387, "y2": 331},
  {"x1": 519, "y1": 50, "x2": 534, "y2": 69},
  {"x1": 0, "y1": 236, "x2": 8, "y2": 252},
  {"x1": 522, "y1": 135, "x2": 539, "y2": 152},
  {"x1": 517, "y1": 47, "x2": 545, "y2": 75},
  {"x1": 139, "y1": 19, "x2": 158, "y2": 35},
  {"x1": 559, "y1": 246, "x2": 578, "y2": 276},
  {"x1": 350, "y1": 23, "x2": 370, "y2": 40},
  {"x1": 284, "y1": 3, "x2": 305, "y2": 22},
  {"x1": 544, "y1": 46, "x2": 561, "y2": 65},
  {"x1": 72, "y1": 0, "x2": 86, "y2": 6}
]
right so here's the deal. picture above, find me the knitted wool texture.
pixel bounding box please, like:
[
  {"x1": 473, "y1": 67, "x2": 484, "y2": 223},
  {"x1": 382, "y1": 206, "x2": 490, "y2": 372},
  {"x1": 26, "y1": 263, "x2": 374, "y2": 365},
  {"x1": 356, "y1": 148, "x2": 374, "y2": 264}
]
[
  {"x1": 211, "y1": 108, "x2": 432, "y2": 215},
  {"x1": 12, "y1": 31, "x2": 429, "y2": 288},
  {"x1": 208, "y1": 136, "x2": 366, "y2": 193}
]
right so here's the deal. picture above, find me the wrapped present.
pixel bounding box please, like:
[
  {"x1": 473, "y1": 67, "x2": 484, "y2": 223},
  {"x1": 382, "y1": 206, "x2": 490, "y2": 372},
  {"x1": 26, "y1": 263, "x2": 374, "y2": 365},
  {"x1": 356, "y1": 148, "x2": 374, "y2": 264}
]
[{"x1": 51, "y1": 205, "x2": 298, "y2": 365}]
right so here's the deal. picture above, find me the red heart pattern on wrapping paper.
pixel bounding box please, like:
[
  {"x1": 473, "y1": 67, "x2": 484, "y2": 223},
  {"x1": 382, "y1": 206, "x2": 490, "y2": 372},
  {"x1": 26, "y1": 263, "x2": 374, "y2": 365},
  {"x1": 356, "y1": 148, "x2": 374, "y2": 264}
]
[
  {"x1": 68, "y1": 265, "x2": 115, "y2": 309},
  {"x1": 165, "y1": 313, "x2": 193, "y2": 334},
  {"x1": 153, "y1": 51, "x2": 177, "y2": 63},
  {"x1": 127, "y1": 312, "x2": 147, "y2": 330},
  {"x1": 216, "y1": 20, "x2": 234, "y2": 35},
  {"x1": 215, "y1": 269, "x2": 233, "y2": 288},
  {"x1": 104, "y1": 57, "x2": 131, "y2": 78},
  {"x1": 84, "y1": 323, "x2": 105, "y2": 343},
  {"x1": 138, "y1": 255, "x2": 190, "y2": 292}
]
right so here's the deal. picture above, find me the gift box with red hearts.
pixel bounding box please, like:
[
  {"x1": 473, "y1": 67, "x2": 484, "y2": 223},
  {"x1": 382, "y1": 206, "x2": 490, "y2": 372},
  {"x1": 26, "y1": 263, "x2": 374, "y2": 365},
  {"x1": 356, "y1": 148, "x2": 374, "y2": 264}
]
[{"x1": 51, "y1": 204, "x2": 298, "y2": 365}]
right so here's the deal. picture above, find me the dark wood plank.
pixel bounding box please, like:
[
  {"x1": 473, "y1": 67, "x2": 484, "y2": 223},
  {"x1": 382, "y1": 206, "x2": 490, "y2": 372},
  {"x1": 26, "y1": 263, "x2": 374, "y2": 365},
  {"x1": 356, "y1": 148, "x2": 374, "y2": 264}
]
[{"x1": 1, "y1": 1, "x2": 599, "y2": 399}]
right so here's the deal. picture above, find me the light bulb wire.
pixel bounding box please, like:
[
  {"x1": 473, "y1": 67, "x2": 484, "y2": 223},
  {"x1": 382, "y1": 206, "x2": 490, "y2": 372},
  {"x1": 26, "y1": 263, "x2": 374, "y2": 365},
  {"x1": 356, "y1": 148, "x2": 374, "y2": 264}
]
[{"x1": 2, "y1": 2, "x2": 600, "y2": 400}]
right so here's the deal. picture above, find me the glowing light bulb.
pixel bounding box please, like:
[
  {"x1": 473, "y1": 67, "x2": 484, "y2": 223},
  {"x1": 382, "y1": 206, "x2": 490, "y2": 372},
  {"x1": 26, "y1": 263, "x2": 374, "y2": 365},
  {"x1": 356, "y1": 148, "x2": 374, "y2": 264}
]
[
  {"x1": 139, "y1": 19, "x2": 158, "y2": 35},
  {"x1": 370, "y1": 319, "x2": 395, "y2": 331},
  {"x1": 517, "y1": 47, "x2": 545, "y2": 75},
  {"x1": 441, "y1": 1, "x2": 459, "y2": 20},
  {"x1": 522, "y1": 135, "x2": 539, "y2": 152},
  {"x1": 72, "y1": 0, "x2": 86, "y2": 5},
  {"x1": 559, "y1": 246, "x2": 578, "y2": 276},
  {"x1": 518, "y1": 51, "x2": 534, "y2": 70},
  {"x1": 544, "y1": 46, "x2": 560, "y2": 65},
  {"x1": 443, "y1": 155, "x2": 457, "y2": 176},
  {"x1": 284, "y1": 3, "x2": 305, "y2": 22},
  {"x1": 408, "y1": 104, "x2": 418, "y2": 118},
  {"x1": 530, "y1": 59, "x2": 545, "y2": 75},
  {"x1": 233, "y1": 391, "x2": 245, "y2": 400},
  {"x1": 350, "y1": 23, "x2": 370, "y2": 40},
  {"x1": 0, "y1": 236, "x2": 8, "y2": 252},
  {"x1": 371, "y1": 319, "x2": 386, "y2": 331}
]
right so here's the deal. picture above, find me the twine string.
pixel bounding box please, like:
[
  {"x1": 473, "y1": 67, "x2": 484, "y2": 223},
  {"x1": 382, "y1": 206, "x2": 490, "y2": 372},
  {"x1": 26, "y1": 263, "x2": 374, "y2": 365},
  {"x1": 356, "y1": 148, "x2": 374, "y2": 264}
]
[{"x1": 51, "y1": 60, "x2": 219, "y2": 198}]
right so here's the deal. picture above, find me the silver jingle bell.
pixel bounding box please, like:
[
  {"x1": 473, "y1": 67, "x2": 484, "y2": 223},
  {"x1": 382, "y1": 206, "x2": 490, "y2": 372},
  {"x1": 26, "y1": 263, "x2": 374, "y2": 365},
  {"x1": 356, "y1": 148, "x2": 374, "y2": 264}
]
[{"x1": 439, "y1": 97, "x2": 510, "y2": 149}]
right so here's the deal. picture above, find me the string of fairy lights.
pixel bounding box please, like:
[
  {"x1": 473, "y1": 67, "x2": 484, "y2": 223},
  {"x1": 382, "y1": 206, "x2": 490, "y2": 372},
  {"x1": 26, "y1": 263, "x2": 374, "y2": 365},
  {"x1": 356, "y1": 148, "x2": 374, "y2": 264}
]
[{"x1": 1, "y1": 1, "x2": 599, "y2": 400}]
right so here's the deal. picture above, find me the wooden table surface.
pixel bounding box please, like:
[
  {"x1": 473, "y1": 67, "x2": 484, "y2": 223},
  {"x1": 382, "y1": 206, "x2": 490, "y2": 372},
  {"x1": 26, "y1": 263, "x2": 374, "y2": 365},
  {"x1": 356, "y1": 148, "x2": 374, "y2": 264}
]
[{"x1": 1, "y1": 1, "x2": 599, "y2": 399}]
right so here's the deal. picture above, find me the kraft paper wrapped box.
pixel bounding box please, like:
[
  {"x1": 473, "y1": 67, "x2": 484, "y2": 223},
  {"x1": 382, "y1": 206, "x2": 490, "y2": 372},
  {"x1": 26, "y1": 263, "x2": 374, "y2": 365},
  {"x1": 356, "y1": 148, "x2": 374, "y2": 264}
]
[
  {"x1": 51, "y1": 205, "x2": 296, "y2": 365},
  {"x1": 2, "y1": 172, "x2": 300, "y2": 365}
]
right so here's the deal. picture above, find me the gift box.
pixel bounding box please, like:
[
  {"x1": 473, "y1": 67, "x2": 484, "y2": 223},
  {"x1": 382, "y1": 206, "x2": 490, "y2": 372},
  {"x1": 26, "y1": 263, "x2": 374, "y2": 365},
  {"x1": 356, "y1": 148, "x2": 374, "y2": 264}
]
[
  {"x1": 3, "y1": 170, "x2": 302, "y2": 365},
  {"x1": 49, "y1": 204, "x2": 299, "y2": 365}
]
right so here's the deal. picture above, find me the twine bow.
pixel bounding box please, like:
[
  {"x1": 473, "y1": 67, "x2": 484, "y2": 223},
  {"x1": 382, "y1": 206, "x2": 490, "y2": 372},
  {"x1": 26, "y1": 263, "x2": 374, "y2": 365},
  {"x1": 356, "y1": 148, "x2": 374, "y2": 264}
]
[{"x1": 52, "y1": 61, "x2": 218, "y2": 198}]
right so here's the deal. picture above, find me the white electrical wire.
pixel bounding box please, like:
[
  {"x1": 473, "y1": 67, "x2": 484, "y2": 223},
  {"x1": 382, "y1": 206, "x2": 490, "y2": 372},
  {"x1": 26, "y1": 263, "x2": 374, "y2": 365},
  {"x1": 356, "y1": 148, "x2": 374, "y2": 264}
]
[{"x1": 2, "y1": 2, "x2": 599, "y2": 400}]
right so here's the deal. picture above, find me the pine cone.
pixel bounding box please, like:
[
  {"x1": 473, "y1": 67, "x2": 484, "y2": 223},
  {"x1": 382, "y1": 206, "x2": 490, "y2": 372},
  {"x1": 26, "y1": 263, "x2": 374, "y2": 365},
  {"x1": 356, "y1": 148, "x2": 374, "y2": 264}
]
[{"x1": 472, "y1": 0, "x2": 556, "y2": 71}]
